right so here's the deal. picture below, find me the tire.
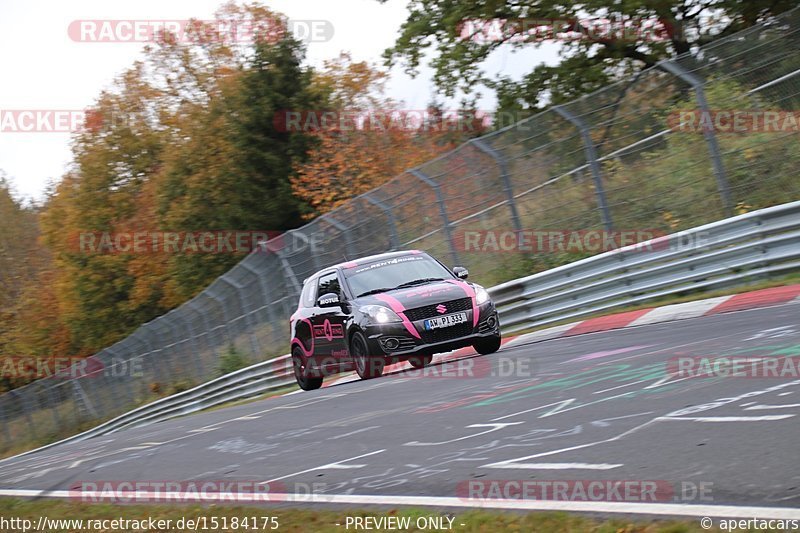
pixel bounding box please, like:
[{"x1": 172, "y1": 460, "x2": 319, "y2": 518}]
[
  {"x1": 292, "y1": 347, "x2": 323, "y2": 391},
  {"x1": 408, "y1": 354, "x2": 433, "y2": 369},
  {"x1": 351, "y1": 331, "x2": 384, "y2": 379},
  {"x1": 473, "y1": 334, "x2": 502, "y2": 355}
]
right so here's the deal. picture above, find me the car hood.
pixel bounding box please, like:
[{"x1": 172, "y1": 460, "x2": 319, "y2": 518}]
[{"x1": 353, "y1": 279, "x2": 477, "y2": 311}]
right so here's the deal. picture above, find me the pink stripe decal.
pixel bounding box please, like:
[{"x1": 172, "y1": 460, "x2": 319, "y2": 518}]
[
  {"x1": 375, "y1": 293, "x2": 421, "y2": 339},
  {"x1": 446, "y1": 279, "x2": 479, "y2": 327},
  {"x1": 291, "y1": 318, "x2": 315, "y2": 357}
]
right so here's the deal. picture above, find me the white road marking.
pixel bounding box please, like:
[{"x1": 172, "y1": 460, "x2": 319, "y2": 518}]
[
  {"x1": 3, "y1": 489, "x2": 799, "y2": 519},
  {"x1": 482, "y1": 418, "x2": 661, "y2": 469},
  {"x1": 658, "y1": 415, "x2": 794, "y2": 422},
  {"x1": 744, "y1": 403, "x2": 800, "y2": 410},
  {"x1": 404, "y1": 423, "x2": 523, "y2": 446},
  {"x1": 259, "y1": 449, "x2": 386, "y2": 484},
  {"x1": 327, "y1": 426, "x2": 381, "y2": 440},
  {"x1": 485, "y1": 462, "x2": 623, "y2": 470}
]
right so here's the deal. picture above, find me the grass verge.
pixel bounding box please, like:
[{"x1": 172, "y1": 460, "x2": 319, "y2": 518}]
[{"x1": 0, "y1": 498, "x2": 727, "y2": 532}]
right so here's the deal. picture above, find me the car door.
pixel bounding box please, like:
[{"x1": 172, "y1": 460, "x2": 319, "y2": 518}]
[{"x1": 311, "y1": 271, "x2": 349, "y2": 362}]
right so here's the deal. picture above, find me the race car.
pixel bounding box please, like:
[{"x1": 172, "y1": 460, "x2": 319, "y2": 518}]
[{"x1": 289, "y1": 250, "x2": 502, "y2": 390}]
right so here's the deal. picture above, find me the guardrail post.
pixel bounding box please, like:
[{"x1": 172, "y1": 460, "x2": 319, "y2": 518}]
[
  {"x1": 657, "y1": 59, "x2": 733, "y2": 217},
  {"x1": 364, "y1": 193, "x2": 401, "y2": 250},
  {"x1": 551, "y1": 105, "x2": 614, "y2": 231},
  {"x1": 471, "y1": 139, "x2": 523, "y2": 235},
  {"x1": 409, "y1": 168, "x2": 461, "y2": 266}
]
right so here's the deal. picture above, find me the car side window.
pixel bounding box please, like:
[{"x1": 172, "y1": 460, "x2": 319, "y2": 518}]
[
  {"x1": 317, "y1": 272, "x2": 341, "y2": 300},
  {"x1": 300, "y1": 279, "x2": 317, "y2": 308}
]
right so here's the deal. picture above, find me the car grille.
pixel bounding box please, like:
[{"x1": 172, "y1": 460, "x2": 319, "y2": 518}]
[
  {"x1": 404, "y1": 297, "x2": 472, "y2": 322},
  {"x1": 420, "y1": 322, "x2": 475, "y2": 344}
]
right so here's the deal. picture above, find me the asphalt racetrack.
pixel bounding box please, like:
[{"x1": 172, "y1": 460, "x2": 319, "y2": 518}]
[{"x1": 1, "y1": 302, "x2": 799, "y2": 518}]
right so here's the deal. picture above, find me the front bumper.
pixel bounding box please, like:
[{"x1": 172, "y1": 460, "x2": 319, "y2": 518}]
[{"x1": 363, "y1": 302, "x2": 500, "y2": 359}]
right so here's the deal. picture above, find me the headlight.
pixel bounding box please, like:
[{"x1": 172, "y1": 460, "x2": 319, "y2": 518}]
[
  {"x1": 475, "y1": 285, "x2": 490, "y2": 305},
  {"x1": 359, "y1": 305, "x2": 403, "y2": 324}
]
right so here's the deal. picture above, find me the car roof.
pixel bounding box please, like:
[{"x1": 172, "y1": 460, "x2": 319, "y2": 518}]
[{"x1": 304, "y1": 250, "x2": 427, "y2": 282}]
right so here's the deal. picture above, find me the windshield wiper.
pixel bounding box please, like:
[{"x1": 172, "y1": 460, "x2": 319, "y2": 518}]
[
  {"x1": 356, "y1": 287, "x2": 395, "y2": 297},
  {"x1": 393, "y1": 277, "x2": 444, "y2": 289}
]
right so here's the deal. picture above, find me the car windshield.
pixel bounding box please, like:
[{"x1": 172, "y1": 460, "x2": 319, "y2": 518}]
[{"x1": 343, "y1": 255, "x2": 454, "y2": 297}]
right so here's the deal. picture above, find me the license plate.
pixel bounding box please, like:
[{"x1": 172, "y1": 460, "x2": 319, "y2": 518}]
[{"x1": 424, "y1": 312, "x2": 468, "y2": 330}]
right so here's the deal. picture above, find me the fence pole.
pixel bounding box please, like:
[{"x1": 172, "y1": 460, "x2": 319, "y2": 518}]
[
  {"x1": 275, "y1": 247, "x2": 302, "y2": 298},
  {"x1": 186, "y1": 299, "x2": 218, "y2": 373},
  {"x1": 551, "y1": 105, "x2": 614, "y2": 231},
  {"x1": 364, "y1": 193, "x2": 400, "y2": 250},
  {"x1": 471, "y1": 138, "x2": 523, "y2": 235},
  {"x1": 205, "y1": 287, "x2": 235, "y2": 350},
  {"x1": 409, "y1": 168, "x2": 461, "y2": 266},
  {"x1": 0, "y1": 399, "x2": 11, "y2": 449},
  {"x1": 220, "y1": 274, "x2": 262, "y2": 360},
  {"x1": 241, "y1": 258, "x2": 282, "y2": 345},
  {"x1": 321, "y1": 214, "x2": 356, "y2": 260},
  {"x1": 657, "y1": 59, "x2": 733, "y2": 217},
  {"x1": 104, "y1": 347, "x2": 136, "y2": 406}
]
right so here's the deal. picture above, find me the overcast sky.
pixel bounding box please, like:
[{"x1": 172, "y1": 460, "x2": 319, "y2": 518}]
[{"x1": 0, "y1": 0, "x2": 558, "y2": 203}]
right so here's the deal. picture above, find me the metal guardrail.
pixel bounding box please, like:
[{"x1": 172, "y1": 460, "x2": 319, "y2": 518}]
[
  {"x1": 490, "y1": 200, "x2": 800, "y2": 333},
  {"x1": 1, "y1": 355, "x2": 295, "y2": 460},
  {"x1": 7, "y1": 200, "x2": 797, "y2": 462}
]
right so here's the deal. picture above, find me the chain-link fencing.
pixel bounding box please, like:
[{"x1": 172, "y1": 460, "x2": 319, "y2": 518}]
[{"x1": 2, "y1": 7, "x2": 800, "y2": 455}]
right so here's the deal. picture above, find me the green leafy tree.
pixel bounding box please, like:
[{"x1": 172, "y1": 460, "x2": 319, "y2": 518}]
[{"x1": 380, "y1": 0, "x2": 798, "y2": 115}]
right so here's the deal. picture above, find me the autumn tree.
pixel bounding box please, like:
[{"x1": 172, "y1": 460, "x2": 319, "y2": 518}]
[
  {"x1": 37, "y1": 3, "x2": 320, "y2": 352},
  {"x1": 291, "y1": 53, "x2": 487, "y2": 216}
]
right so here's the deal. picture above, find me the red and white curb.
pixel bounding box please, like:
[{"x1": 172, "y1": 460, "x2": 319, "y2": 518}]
[{"x1": 506, "y1": 284, "x2": 800, "y2": 347}]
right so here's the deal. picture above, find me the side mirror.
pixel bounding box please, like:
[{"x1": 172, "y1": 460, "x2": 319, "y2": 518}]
[
  {"x1": 317, "y1": 293, "x2": 341, "y2": 308},
  {"x1": 453, "y1": 266, "x2": 469, "y2": 280}
]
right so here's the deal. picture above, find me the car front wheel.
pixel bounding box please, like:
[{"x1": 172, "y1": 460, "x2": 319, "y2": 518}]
[
  {"x1": 351, "y1": 331, "x2": 384, "y2": 379},
  {"x1": 473, "y1": 334, "x2": 501, "y2": 355},
  {"x1": 292, "y1": 347, "x2": 323, "y2": 391}
]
